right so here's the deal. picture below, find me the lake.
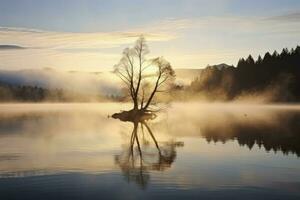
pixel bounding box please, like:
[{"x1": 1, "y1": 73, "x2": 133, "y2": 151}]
[{"x1": 0, "y1": 103, "x2": 300, "y2": 200}]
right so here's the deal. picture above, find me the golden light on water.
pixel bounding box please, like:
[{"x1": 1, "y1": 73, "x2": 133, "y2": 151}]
[{"x1": 1, "y1": 103, "x2": 300, "y2": 178}]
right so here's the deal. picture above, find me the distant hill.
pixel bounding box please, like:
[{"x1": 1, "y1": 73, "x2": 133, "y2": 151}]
[
  {"x1": 206, "y1": 63, "x2": 233, "y2": 70},
  {"x1": 174, "y1": 68, "x2": 203, "y2": 85},
  {"x1": 174, "y1": 64, "x2": 233, "y2": 85}
]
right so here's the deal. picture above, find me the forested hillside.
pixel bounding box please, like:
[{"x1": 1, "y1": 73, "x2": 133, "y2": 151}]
[{"x1": 190, "y1": 46, "x2": 300, "y2": 102}]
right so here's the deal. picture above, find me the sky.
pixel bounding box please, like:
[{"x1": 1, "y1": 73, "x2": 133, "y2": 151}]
[{"x1": 0, "y1": 0, "x2": 300, "y2": 71}]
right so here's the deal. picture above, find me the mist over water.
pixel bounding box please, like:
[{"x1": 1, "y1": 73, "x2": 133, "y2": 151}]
[{"x1": 0, "y1": 103, "x2": 300, "y2": 199}]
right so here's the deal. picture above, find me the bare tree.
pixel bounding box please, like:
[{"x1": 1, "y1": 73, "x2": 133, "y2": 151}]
[{"x1": 113, "y1": 36, "x2": 175, "y2": 114}]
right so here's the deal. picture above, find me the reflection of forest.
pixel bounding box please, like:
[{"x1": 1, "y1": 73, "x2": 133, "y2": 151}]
[
  {"x1": 115, "y1": 121, "x2": 183, "y2": 189},
  {"x1": 201, "y1": 112, "x2": 300, "y2": 156}
]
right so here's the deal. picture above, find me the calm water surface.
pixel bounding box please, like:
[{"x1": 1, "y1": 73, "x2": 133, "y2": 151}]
[{"x1": 0, "y1": 103, "x2": 300, "y2": 200}]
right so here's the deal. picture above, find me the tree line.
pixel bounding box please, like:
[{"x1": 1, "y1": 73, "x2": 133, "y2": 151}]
[
  {"x1": 0, "y1": 82, "x2": 114, "y2": 102},
  {"x1": 189, "y1": 46, "x2": 300, "y2": 101}
]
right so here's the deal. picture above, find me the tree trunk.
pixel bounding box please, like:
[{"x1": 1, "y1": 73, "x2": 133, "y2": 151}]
[
  {"x1": 143, "y1": 74, "x2": 161, "y2": 110},
  {"x1": 133, "y1": 98, "x2": 138, "y2": 110}
]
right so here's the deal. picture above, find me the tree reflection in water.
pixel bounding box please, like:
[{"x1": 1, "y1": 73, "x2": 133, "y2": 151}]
[
  {"x1": 200, "y1": 111, "x2": 300, "y2": 156},
  {"x1": 115, "y1": 120, "x2": 183, "y2": 189}
]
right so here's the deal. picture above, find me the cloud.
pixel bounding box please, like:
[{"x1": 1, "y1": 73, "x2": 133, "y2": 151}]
[
  {"x1": 0, "y1": 14, "x2": 299, "y2": 71},
  {"x1": 0, "y1": 45, "x2": 26, "y2": 50},
  {"x1": 190, "y1": 14, "x2": 300, "y2": 33},
  {"x1": 153, "y1": 14, "x2": 300, "y2": 68},
  {"x1": 266, "y1": 11, "x2": 300, "y2": 22},
  {"x1": 0, "y1": 18, "x2": 191, "y2": 70},
  {"x1": 137, "y1": 18, "x2": 193, "y2": 33},
  {"x1": 0, "y1": 48, "x2": 121, "y2": 71},
  {"x1": 0, "y1": 20, "x2": 183, "y2": 51}
]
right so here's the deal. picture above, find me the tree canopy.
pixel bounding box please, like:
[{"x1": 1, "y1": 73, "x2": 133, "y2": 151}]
[{"x1": 114, "y1": 36, "x2": 175, "y2": 111}]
